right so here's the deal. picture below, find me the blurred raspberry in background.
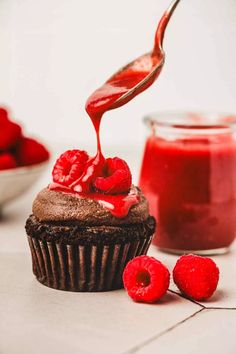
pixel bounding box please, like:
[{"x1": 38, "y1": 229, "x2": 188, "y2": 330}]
[{"x1": 0, "y1": 107, "x2": 50, "y2": 170}]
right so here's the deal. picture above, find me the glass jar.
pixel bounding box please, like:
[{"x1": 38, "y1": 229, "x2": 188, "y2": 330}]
[{"x1": 139, "y1": 112, "x2": 236, "y2": 255}]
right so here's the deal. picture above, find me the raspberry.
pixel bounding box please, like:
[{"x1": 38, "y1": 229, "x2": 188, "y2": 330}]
[
  {"x1": 17, "y1": 137, "x2": 50, "y2": 166},
  {"x1": 0, "y1": 107, "x2": 9, "y2": 124},
  {"x1": 72, "y1": 152, "x2": 106, "y2": 193},
  {"x1": 93, "y1": 157, "x2": 132, "y2": 194},
  {"x1": 0, "y1": 121, "x2": 22, "y2": 150},
  {"x1": 52, "y1": 149, "x2": 89, "y2": 186},
  {"x1": 123, "y1": 255, "x2": 170, "y2": 303},
  {"x1": 173, "y1": 254, "x2": 219, "y2": 301},
  {"x1": 0, "y1": 153, "x2": 17, "y2": 170}
]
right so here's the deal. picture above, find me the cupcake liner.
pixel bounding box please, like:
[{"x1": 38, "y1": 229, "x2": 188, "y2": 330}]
[{"x1": 27, "y1": 235, "x2": 153, "y2": 292}]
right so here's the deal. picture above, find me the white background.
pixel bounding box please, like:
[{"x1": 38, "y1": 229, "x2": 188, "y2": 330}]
[{"x1": 0, "y1": 0, "x2": 236, "y2": 160}]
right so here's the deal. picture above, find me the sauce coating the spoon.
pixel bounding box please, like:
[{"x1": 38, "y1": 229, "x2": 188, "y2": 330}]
[
  {"x1": 51, "y1": 2, "x2": 179, "y2": 217},
  {"x1": 85, "y1": 50, "x2": 163, "y2": 155},
  {"x1": 85, "y1": 0, "x2": 180, "y2": 155}
]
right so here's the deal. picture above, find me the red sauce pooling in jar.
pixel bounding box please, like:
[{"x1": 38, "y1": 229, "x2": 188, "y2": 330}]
[{"x1": 139, "y1": 127, "x2": 236, "y2": 251}]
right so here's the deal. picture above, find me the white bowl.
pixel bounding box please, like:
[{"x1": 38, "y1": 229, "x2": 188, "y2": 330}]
[{"x1": 0, "y1": 161, "x2": 49, "y2": 208}]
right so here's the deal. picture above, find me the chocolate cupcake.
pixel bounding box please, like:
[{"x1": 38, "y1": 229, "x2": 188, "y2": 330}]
[
  {"x1": 25, "y1": 150, "x2": 155, "y2": 292},
  {"x1": 26, "y1": 187, "x2": 155, "y2": 291}
]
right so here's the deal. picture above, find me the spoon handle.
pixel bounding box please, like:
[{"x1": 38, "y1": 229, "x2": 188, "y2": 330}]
[{"x1": 153, "y1": 0, "x2": 181, "y2": 53}]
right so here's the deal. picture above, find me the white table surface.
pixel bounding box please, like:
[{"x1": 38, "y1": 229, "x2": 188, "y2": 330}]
[{"x1": 1, "y1": 155, "x2": 236, "y2": 354}]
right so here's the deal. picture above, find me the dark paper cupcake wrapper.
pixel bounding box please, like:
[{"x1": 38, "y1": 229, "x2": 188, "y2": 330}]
[{"x1": 27, "y1": 235, "x2": 153, "y2": 292}]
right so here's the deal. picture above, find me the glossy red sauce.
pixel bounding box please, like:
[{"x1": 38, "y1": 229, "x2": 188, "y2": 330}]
[
  {"x1": 50, "y1": 182, "x2": 139, "y2": 218},
  {"x1": 50, "y1": 7, "x2": 172, "y2": 217},
  {"x1": 51, "y1": 19, "x2": 166, "y2": 217},
  {"x1": 139, "y1": 133, "x2": 236, "y2": 250}
]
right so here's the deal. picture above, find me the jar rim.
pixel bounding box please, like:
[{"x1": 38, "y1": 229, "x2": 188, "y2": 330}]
[{"x1": 144, "y1": 111, "x2": 236, "y2": 135}]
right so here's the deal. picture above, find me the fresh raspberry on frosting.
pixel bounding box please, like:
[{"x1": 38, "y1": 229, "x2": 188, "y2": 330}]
[
  {"x1": 17, "y1": 137, "x2": 50, "y2": 166},
  {"x1": 123, "y1": 255, "x2": 170, "y2": 303},
  {"x1": 173, "y1": 254, "x2": 220, "y2": 301},
  {"x1": 51, "y1": 152, "x2": 132, "y2": 195},
  {"x1": 0, "y1": 153, "x2": 17, "y2": 170},
  {"x1": 72, "y1": 152, "x2": 105, "y2": 193},
  {"x1": 93, "y1": 157, "x2": 132, "y2": 194},
  {"x1": 52, "y1": 149, "x2": 89, "y2": 186}
]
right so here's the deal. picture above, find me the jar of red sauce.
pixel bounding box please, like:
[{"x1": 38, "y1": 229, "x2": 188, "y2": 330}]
[{"x1": 139, "y1": 112, "x2": 236, "y2": 255}]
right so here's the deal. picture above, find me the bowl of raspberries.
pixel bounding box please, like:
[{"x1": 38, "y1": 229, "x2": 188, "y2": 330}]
[{"x1": 0, "y1": 107, "x2": 50, "y2": 207}]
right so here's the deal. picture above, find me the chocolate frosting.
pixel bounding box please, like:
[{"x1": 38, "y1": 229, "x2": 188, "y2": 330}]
[{"x1": 32, "y1": 187, "x2": 150, "y2": 225}]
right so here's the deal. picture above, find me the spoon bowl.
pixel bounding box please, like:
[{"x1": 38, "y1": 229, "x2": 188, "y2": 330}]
[
  {"x1": 109, "y1": 0, "x2": 181, "y2": 110},
  {"x1": 86, "y1": 0, "x2": 181, "y2": 116}
]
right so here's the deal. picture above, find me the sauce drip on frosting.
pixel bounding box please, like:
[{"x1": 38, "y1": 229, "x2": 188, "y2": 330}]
[
  {"x1": 50, "y1": 183, "x2": 140, "y2": 218},
  {"x1": 50, "y1": 20, "x2": 166, "y2": 217}
]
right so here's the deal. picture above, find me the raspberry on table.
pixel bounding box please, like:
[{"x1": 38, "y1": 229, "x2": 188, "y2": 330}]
[
  {"x1": 123, "y1": 255, "x2": 170, "y2": 303},
  {"x1": 52, "y1": 149, "x2": 89, "y2": 187},
  {"x1": 94, "y1": 157, "x2": 132, "y2": 194},
  {"x1": 17, "y1": 137, "x2": 50, "y2": 166},
  {"x1": 173, "y1": 254, "x2": 220, "y2": 301},
  {"x1": 0, "y1": 153, "x2": 17, "y2": 170}
]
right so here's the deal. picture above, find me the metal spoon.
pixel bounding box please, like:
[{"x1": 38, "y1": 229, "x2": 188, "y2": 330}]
[
  {"x1": 86, "y1": 0, "x2": 181, "y2": 116},
  {"x1": 109, "y1": 0, "x2": 181, "y2": 109}
]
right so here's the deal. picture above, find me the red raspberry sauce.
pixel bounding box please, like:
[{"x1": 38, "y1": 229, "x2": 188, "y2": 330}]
[
  {"x1": 50, "y1": 182, "x2": 139, "y2": 218},
  {"x1": 139, "y1": 134, "x2": 236, "y2": 250},
  {"x1": 52, "y1": 20, "x2": 166, "y2": 217}
]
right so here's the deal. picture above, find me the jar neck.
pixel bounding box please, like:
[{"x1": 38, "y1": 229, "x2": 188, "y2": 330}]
[{"x1": 145, "y1": 112, "x2": 236, "y2": 141}]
